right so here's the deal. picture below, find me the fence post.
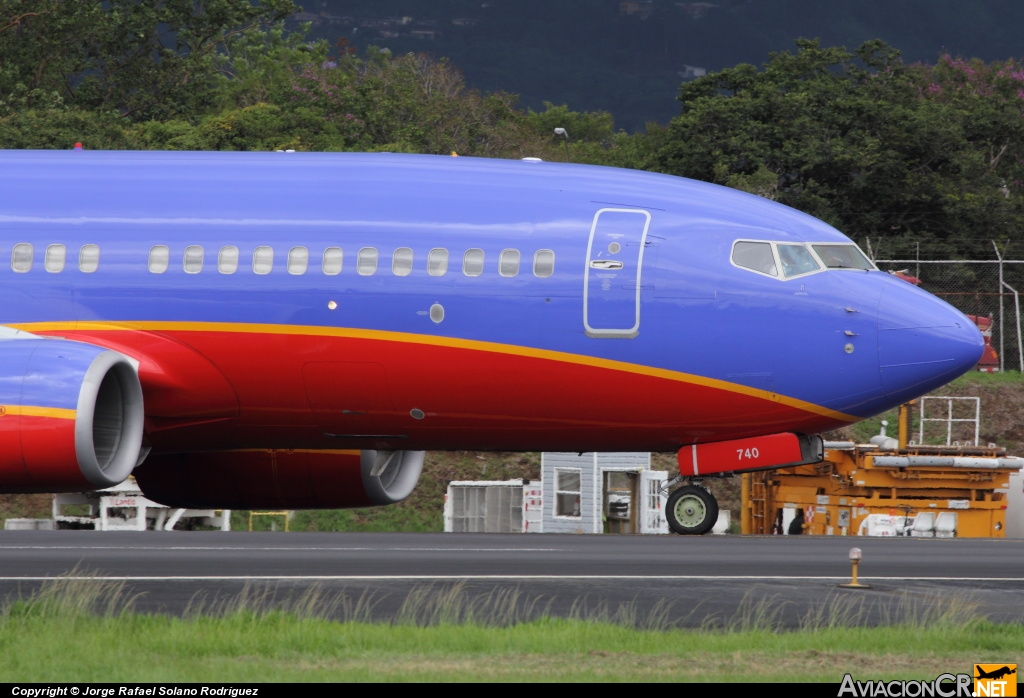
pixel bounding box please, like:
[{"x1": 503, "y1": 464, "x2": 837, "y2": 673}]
[
  {"x1": 994, "y1": 241, "x2": 1006, "y2": 372},
  {"x1": 1001, "y1": 280, "x2": 1024, "y2": 372}
]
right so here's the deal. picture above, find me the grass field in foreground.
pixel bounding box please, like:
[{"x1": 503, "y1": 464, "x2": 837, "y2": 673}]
[{"x1": 0, "y1": 578, "x2": 1020, "y2": 682}]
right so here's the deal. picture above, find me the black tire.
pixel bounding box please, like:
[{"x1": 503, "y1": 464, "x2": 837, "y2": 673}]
[{"x1": 666, "y1": 485, "x2": 719, "y2": 535}]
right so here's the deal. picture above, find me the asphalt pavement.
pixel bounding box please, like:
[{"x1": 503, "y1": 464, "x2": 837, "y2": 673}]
[{"x1": 0, "y1": 531, "x2": 1020, "y2": 627}]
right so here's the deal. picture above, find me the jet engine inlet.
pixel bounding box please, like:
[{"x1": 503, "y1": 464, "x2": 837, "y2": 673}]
[
  {"x1": 74, "y1": 351, "x2": 146, "y2": 488},
  {"x1": 0, "y1": 340, "x2": 145, "y2": 492},
  {"x1": 361, "y1": 450, "x2": 425, "y2": 505}
]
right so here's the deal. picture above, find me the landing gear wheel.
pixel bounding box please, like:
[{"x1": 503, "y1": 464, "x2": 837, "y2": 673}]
[{"x1": 666, "y1": 485, "x2": 719, "y2": 535}]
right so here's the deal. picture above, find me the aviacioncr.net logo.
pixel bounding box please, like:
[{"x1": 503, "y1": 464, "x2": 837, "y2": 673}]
[{"x1": 838, "y1": 674, "x2": 973, "y2": 697}]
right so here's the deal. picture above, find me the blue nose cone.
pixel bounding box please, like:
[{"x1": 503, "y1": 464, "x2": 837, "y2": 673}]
[{"x1": 877, "y1": 280, "x2": 984, "y2": 404}]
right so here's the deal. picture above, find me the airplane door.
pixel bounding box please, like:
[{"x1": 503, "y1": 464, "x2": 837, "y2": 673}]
[{"x1": 584, "y1": 208, "x2": 651, "y2": 337}]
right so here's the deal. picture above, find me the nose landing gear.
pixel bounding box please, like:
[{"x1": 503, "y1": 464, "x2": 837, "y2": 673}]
[{"x1": 664, "y1": 482, "x2": 719, "y2": 535}]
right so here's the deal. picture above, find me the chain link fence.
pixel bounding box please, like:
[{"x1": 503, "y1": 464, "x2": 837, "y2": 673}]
[{"x1": 866, "y1": 238, "x2": 1024, "y2": 373}]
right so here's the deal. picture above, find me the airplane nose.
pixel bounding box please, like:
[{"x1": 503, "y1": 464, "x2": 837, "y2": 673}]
[{"x1": 877, "y1": 280, "x2": 985, "y2": 404}]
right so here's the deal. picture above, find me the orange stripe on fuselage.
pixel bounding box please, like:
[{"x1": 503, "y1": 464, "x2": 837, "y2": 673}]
[
  {"x1": 0, "y1": 405, "x2": 76, "y2": 420},
  {"x1": 11, "y1": 320, "x2": 858, "y2": 424}
]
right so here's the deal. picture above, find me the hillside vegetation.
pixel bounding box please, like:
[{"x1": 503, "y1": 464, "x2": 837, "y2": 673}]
[{"x1": 308, "y1": 0, "x2": 1024, "y2": 130}]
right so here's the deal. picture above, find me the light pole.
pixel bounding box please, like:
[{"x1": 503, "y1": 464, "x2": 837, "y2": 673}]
[{"x1": 554, "y1": 127, "x2": 571, "y2": 163}]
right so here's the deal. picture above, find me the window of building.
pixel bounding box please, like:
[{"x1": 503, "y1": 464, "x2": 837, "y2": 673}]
[
  {"x1": 45, "y1": 244, "x2": 66, "y2": 273},
  {"x1": 499, "y1": 249, "x2": 520, "y2": 277},
  {"x1": 323, "y1": 247, "x2": 343, "y2": 275},
  {"x1": 463, "y1": 248, "x2": 484, "y2": 277},
  {"x1": 533, "y1": 249, "x2": 555, "y2": 278},
  {"x1": 148, "y1": 245, "x2": 169, "y2": 274},
  {"x1": 554, "y1": 468, "x2": 582, "y2": 518},
  {"x1": 11, "y1": 243, "x2": 33, "y2": 273},
  {"x1": 357, "y1": 247, "x2": 378, "y2": 276},
  {"x1": 253, "y1": 246, "x2": 274, "y2": 275},
  {"x1": 183, "y1": 245, "x2": 204, "y2": 274},
  {"x1": 218, "y1": 246, "x2": 239, "y2": 274},
  {"x1": 79, "y1": 244, "x2": 100, "y2": 273},
  {"x1": 428, "y1": 248, "x2": 448, "y2": 277},
  {"x1": 288, "y1": 246, "x2": 309, "y2": 275},
  {"x1": 392, "y1": 247, "x2": 413, "y2": 276}
]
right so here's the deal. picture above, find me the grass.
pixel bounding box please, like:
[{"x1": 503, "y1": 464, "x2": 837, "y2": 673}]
[
  {"x1": 0, "y1": 576, "x2": 1020, "y2": 682},
  {"x1": 949, "y1": 371, "x2": 1024, "y2": 386}
]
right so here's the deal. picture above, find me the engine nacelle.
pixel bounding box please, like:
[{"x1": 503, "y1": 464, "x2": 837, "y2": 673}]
[
  {"x1": 133, "y1": 449, "x2": 425, "y2": 509},
  {"x1": 0, "y1": 339, "x2": 145, "y2": 492}
]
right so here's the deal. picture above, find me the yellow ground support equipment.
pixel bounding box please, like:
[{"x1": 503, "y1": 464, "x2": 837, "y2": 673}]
[{"x1": 742, "y1": 402, "x2": 1022, "y2": 537}]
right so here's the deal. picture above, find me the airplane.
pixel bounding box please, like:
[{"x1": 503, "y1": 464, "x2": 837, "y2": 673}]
[
  {"x1": 0, "y1": 149, "x2": 984, "y2": 534},
  {"x1": 975, "y1": 666, "x2": 1017, "y2": 681}
]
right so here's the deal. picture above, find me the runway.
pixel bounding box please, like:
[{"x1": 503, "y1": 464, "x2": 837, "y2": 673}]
[{"x1": 1, "y1": 531, "x2": 1021, "y2": 627}]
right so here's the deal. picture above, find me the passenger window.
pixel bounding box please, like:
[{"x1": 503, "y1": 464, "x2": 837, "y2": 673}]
[
  {"x1": 149, "y1": 245, "x2": 169, "y2": 274},
  {"x1": 253, "y1": 246, "x2": 274, "y2": 275},
  {"x1": 323, "y1": 247, "x2": 343, "y2": 275},
  {"x1": 428, "y1": 248, "x2": 448, "y2": 276},
  {"x1": 392, "y1": 247, "x2": 413, "y2": 276},
  {"x1": 183, "y1": 245, "x2": 204, "y2": 274},
  {"x1": 732, "y1": 241, "x2": 777, "y2": 277},
  {"x1": 219, "y1": 246, "x2": 239, "y2": 274},
  {"x1": 357, "y1": 247, "x2": 378, "y2": 276},
  {"x1": 463, "y1": 248, "x2": 484, "y2": 277},
  {"x1": 79, "y1": 244, "x2": 100, "y2": 273},
  {"x1": 777, "y1": 244, "x2": 821, "y2": 278},
  {"x1": 533, "y1": 249, "x2": 555, "y2": 278},
  {"x1": 45, "y1": 244, "x2": 66, "y2": 273},
  {"x1": 812, "y1": 244, "x2": 875, "y2": 270},
  {"x1": 288, "y1": 246, "x2": 309, "y2": 275},
  {"x1": 11, "y1": 243, "x2": 33, "y2": 273},
  {"x1": 499, "y1": 249, "x2": 520, "y2": 277}
]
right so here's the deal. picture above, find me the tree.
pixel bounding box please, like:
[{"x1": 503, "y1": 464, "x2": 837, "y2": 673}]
[
  {"x1": 649, "y1": 39, "x2": 1024, "y2": 247},
  {"x1": 274, "y1": 48, "x2": 547, "y2": 157},
  {"x1": 0, "y1": 0, "x2": 297, "y2": 121}
]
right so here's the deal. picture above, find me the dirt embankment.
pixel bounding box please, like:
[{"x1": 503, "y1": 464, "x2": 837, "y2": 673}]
[
  {"x1": 823, "y1": 374, "x2": 1024, "y2": 453},
  {"x1": 935, "y1": 377, "x2": 1024, "y2": 452}
]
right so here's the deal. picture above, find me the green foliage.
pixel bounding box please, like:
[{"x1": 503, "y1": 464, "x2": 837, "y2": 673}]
[
  {"x1": 651, "y1": 39, "x2": 1024, "y2": 246},
  {"x1": 523, "y1": 102, "x2": 615, "y2": 144},
  {"x1": 138, "y1": 103, "x2": 347, "y2": 152},
  {"x1": 0, "y1": 0, "x2": 298, "y2": 121},
  {"x1": 290, "y1": 506, "x2": 440, "y2": 533},
  {"x1": 281, "y1": 48, "x2": 543, "y2": 156},
  {"x1": 0, "y1": 108, "x2": 144, "y2": 149},
  {"x1": 519, "y1": 101, "x2": 651, "y2": 166},
  {"x1": 152, "y1": 47, "x2": 606, "y2": 158},
  {"x1": 214, "y1": 21, "x2": 329, "y2": 110}
]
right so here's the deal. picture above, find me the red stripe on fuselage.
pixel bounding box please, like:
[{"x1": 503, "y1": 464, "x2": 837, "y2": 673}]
[{"x1": 39, "y1": 327, "x2": 849, "y2": 453}]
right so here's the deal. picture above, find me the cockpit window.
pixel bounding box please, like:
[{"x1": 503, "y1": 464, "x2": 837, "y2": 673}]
[
  {"x1": 812, "y1": 244, "x2": 874, "y2": 270},
  {"x1": 777, "y1": 244, "x2": 822, "y2": 278},
  {"x1": 731, "y1": 241, "x2": 778, "y2": 277}
]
